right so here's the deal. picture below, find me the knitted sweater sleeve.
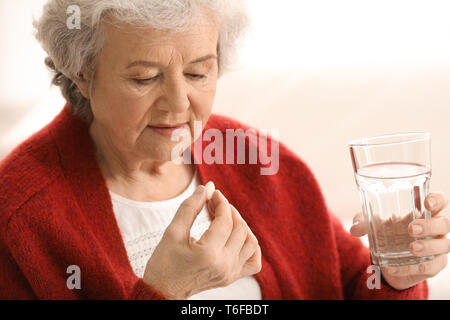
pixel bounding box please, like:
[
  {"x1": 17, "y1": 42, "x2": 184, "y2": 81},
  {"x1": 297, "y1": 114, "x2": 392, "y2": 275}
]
[
  {"x1": 0, "y1": 223, "x2": 168, "y2": 300},
  {"x1": 0, "y1": 237, "x2": 37, "y2": 299},
  {"x1": 127, "y1": 279, "x2": 168, "y2": 300},
  {"x1": 330, "y1": 213, "x2": 429, "y2": 299},
  {"x1": 0, "y1": 221, "x2": 168, "y2": 300}
]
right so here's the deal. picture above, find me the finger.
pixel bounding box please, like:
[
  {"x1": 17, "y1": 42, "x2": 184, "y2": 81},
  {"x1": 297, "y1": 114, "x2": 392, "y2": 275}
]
[
  {"x1": 227, "y1": 204, "x2": 260, "y2": 263},
  {"x1": 241, "y1": 245, "x2": 262, "y2": 277},
  {"x1": 350, "y1": 212, "x2": 368, "y2": 237},
  {"x1": 170, "y1": 185, "x2": 206, "y2": 239},
  {"x1": 425, "y1": 191, "x2": 449, "y2": 216},
  {"x1": 239, "y1": 231, "x2": 259, "y2": 264},
  {"x1": 208, "y1": 189, "x2": 228, "y2": 213},
  {"x1": 382, "y1": 254, "x2": 448, "y2": 278},
  {"x1": 225, "y1": 205, "x2": 248, "y2": 253},
  {"x1": 410, "y1": 236, "x2": 450, "y2": 257},
  {"x1": 382, "y1": 273, "x2": 427, "y2": 290},
  {"x1": 198, "y1": 190, "x2": 233, "y2": 246},
  {"x1": 408, "y1": 216, "x2": 450, "y2": 238},
  {"x1": 207, "y1": 199, "x2": 213, "y2": 215}
]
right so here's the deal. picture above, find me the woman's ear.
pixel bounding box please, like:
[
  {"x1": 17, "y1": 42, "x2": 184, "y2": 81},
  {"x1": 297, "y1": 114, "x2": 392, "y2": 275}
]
[{"x1": 74, "y1": 72, "x2": 90, "y2": 100}]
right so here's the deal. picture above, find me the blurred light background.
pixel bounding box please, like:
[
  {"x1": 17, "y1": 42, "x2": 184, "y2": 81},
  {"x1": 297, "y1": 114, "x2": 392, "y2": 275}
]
[{"x1": 1, "y1": 0, "x2": 449, "y2": 299}]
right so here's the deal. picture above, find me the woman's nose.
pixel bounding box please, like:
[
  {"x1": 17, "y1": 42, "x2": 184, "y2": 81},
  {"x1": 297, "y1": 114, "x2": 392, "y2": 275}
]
[{"x1": 158, "y1": 74, "x2": 190, "y2": 113}]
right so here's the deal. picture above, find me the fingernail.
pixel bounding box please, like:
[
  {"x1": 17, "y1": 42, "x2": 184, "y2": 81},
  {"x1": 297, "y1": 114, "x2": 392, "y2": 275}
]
[
  {"x1": 428, "y1": 197, "x2": 436, "y2": 210},
  {"x1": 412, "y1": 242, "x2": 424, "y2": 252},
  {"x1": 352, "y1": 220, "x2": 360, "y2": 227},
  {"x1": 205, "y1": 181, "x2": 215, "y2": 200},
  {"x1": 412, "y1": 224, "x2": 423, "y2": 235}
]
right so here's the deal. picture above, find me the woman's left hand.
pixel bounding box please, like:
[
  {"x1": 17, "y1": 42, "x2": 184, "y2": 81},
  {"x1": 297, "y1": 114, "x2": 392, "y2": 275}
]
[{"x1": 350, "y1": 191, "x2": 450, "y2": 290}]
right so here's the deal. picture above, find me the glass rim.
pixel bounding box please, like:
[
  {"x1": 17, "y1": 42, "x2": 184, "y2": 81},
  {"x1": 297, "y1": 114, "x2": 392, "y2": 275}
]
[{"x1": 348, "y1": 132, "x2": 430, "y2": 147}]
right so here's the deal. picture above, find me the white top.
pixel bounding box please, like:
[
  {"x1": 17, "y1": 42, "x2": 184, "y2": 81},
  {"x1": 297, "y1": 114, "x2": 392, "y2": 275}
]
[{"x1": 109, "y1": 170, "x2": 262, "y2": 300}]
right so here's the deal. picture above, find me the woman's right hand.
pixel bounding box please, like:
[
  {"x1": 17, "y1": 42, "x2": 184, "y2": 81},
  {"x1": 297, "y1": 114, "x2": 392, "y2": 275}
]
[{"x1": 142, "y1": 184, "x2": 262, "y2": 300}]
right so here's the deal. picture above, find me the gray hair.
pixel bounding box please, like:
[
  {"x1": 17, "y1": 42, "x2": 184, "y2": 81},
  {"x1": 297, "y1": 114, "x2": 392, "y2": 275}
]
[{"x1": 33, "y1": 0, "x2": 250, "y2": 123}]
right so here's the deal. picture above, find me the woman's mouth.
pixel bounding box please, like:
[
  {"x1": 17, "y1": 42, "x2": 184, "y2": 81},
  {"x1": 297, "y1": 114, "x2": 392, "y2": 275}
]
[{"x1": 147, "y1": 123, "x2": 188, "y2": 138}]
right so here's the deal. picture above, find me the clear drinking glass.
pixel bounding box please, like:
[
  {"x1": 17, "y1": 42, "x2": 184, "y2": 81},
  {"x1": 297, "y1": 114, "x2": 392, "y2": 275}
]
[{"x1": 349, "y1": 132, "x2": 434, "y2": 267}]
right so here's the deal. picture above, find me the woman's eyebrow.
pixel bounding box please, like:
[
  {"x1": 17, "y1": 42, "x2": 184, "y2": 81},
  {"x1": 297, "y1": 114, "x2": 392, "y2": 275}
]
[
  {"x1": 126, "y1": 61, "x2": 160, "y2": 69},
  {"x1": 188, "y1": 54, "x2": 217, "y2": 64},
  {"x1": 126, "y1": 54, "x2": 217, "y2": 69}
]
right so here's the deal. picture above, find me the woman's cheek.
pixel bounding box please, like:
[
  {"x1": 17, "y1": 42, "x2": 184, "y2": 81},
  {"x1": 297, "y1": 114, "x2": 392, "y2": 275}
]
[
  {"x1": 117, "y1": 80, "x2": 152, "y2": 100},
  {"x1": 108, "y1": 83, "x2": 152, "y2": 114},
  {"x1": 191, "y1": 93, "x2": 213, "y2": 121}
]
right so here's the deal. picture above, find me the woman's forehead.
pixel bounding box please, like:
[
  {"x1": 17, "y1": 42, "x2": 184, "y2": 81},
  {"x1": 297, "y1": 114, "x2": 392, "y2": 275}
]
[{"x1": 101, "y1": 20, "x2": 219, "y2": 64}]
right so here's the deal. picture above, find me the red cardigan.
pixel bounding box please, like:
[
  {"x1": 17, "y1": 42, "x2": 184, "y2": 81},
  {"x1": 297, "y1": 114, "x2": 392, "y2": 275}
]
[{"x1": 0, "y1": 105, "x2": 428, "y2": 300}]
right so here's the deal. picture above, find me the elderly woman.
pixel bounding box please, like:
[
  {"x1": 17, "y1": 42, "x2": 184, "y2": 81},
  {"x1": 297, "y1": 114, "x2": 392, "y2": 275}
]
[{"x1": 0, "y1": 0, "x2": 448, "y2": 300}]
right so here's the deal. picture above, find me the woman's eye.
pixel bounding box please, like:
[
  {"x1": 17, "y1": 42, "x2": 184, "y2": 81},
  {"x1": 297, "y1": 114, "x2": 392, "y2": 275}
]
[
  {"x1": 186, "y1": 74, "x2": 206, "y2": 80},
  {"x1": 133, "y1": 75, "x2": 160, "y2": 85},
  {"x1": 133, "y1": 74, "x2": 206, "y2": 85}
]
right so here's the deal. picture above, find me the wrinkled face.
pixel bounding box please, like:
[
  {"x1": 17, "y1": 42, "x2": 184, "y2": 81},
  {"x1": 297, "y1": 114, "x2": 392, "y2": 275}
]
[{"x1": 86, "y1": 15, "x2": 219, "y2": 162}]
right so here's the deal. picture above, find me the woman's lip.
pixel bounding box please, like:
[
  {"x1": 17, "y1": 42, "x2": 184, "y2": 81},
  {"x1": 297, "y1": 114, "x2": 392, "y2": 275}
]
[
  {"x1": 149, "y1": 123, "x2": 187, "y2": 128},
  {"x1": 147, "y1": 123, "x2": 188, "y2": 137}
]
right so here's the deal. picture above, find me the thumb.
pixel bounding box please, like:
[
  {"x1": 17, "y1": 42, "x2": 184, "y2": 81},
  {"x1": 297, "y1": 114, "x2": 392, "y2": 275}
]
[
  {"x1": 170, "y1": 185, "x2": 207, "y2": 239},
  {"x1": 349, "y1": 212, "x2": 368, "y2": 237}
]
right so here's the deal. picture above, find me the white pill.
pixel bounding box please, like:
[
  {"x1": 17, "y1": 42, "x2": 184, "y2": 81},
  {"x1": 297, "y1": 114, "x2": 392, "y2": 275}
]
[{"x1": 205, "y1": 181, "x2": 215, "y2": 200}]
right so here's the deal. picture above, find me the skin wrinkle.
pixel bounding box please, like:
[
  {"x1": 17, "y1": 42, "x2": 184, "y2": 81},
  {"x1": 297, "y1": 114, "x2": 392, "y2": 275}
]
[{"x1": 75, "y1": 15, "x2": 219, "y2": 202}]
